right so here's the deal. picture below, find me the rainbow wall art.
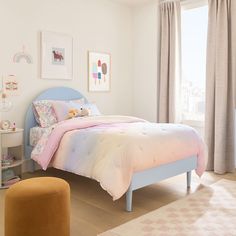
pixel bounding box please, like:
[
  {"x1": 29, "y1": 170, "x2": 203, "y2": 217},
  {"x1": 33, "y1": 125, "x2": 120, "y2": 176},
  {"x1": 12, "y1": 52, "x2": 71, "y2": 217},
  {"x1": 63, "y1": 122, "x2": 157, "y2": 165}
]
[{"x1": 13, "y1": 46, "x2": 33, "y2": 64}]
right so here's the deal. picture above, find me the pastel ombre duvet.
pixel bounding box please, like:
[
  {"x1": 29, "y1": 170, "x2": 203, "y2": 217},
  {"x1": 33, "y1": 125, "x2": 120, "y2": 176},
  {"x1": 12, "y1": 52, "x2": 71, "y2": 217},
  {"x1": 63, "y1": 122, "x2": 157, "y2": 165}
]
[{"x1": 31, "y1": 116, "x2": 206, "y2": 200}]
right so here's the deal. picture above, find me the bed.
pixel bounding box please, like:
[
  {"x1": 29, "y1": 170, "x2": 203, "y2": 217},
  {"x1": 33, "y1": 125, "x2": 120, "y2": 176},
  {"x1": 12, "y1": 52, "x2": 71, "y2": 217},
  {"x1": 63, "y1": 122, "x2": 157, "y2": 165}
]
[{"x1": 24, "y1": 87, "x2": 205, "y2": 211}]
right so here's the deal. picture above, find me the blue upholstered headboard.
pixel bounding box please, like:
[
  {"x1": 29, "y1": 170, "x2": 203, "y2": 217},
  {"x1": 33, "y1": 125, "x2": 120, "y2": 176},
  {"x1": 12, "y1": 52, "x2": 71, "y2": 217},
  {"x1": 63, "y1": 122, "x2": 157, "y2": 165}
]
[{"x1": 24, "y1": 87, "x2": 87, "y2": 159}]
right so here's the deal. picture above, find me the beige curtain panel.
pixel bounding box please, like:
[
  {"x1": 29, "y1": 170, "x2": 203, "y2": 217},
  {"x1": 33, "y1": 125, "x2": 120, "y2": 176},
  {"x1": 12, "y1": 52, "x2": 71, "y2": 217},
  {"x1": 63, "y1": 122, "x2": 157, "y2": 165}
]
[
  {"x1": 158, "y1": 1, "x2": 181, "y2": 123},
  {"x1": 205, "y1": 0, "x2": 236, "y2": 174}
]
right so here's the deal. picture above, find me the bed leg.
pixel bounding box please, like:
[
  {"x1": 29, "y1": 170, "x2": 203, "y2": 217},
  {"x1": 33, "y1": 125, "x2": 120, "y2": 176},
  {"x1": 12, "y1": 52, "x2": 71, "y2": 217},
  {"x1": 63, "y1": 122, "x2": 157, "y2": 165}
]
[
  {"x1": 126, "y1": 186, "x2": 133, "y2": 212},
  {"x1": 33, "y1": 161, "x2": 36, "y2": 172},
  {"x1": 187, "y1": 171, "x2": 191, "y2": 188},
  {"x1": 29, "y1": 160, "x2": 36, "y2": 172}
]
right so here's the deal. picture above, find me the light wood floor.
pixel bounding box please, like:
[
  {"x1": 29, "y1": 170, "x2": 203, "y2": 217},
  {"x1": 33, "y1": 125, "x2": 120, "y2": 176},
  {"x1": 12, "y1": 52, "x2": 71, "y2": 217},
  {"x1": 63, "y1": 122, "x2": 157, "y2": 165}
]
[{"x1": 0, "y1": 169, "x2": 236, "y2": 236}]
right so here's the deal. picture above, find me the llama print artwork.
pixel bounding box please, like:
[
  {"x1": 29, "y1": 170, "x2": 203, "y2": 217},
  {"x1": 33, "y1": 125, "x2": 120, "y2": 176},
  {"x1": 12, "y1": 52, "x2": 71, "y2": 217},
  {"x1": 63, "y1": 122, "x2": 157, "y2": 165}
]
[
  {"x1": 52, "y1": 48, "x2": 65, "y2": 65},
  {"x1": 41, "y1": 31, "x2": 73, "y2": 80},
  {"x1": 89, "y1": 52, "x2": 110, "y2": 92}
]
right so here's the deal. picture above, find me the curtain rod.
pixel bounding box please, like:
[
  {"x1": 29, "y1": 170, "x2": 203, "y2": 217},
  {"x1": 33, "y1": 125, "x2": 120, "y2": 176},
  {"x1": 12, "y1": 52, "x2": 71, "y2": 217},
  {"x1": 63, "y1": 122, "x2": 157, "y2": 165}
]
[
  {"x1": 159, "y1": 0, "x2": 179, "y2": 2},
  {"x1": 160, "y1": 0, "x2": 208, "y2": 7},
  {"x1": 160, "y1": 0, "x2": 199, "y2": 3}
]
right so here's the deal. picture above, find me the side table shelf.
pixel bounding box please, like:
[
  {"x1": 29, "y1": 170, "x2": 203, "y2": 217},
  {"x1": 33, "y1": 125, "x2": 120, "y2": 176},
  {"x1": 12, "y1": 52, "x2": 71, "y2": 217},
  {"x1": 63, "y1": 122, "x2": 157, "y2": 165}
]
[
  {"x1": 0, "y1": 129, "x2": 24, "y2": 189},
  {"x1": 2, "y1": 160, "x2": 24, "y2": 170}
]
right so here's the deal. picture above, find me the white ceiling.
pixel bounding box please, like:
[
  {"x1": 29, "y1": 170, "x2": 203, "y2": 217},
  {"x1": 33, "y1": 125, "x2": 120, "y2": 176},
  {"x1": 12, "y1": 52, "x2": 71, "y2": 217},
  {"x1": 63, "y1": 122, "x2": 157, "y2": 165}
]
[{"x1": 112, "y1": 0, "x2": 155, "y2": 7}]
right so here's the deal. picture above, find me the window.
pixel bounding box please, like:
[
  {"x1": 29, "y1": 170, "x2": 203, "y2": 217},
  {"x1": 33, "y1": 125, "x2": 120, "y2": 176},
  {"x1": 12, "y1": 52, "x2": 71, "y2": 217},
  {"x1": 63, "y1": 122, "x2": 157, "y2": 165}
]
[{"x1": 180, "y1": 4, "x2": 208, "y2": 124}]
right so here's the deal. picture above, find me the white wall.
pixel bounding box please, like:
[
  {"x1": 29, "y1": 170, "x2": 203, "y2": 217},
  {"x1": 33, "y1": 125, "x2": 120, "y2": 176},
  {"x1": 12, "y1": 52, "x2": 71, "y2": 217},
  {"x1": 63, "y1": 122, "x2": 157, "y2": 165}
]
[
  {"x1": 132, "y1": 0, "x2": 160, "y2": 122},
  {"x1": 0, "y1": 0, "x2": 133, "y2": 127}
]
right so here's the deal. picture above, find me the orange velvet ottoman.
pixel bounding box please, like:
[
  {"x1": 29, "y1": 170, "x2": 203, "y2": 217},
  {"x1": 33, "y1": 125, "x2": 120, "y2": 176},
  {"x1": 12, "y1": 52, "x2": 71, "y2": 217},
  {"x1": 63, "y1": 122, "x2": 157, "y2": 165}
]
[{"x1": 5, "y1": 177, "x2": 70, "y2": 236}]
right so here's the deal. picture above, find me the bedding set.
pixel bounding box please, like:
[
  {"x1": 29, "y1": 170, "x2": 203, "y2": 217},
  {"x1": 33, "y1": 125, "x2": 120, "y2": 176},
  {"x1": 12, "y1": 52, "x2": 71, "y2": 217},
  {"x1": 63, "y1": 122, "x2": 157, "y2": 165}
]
[{"x1": 30, "y1": 99, "x2": 206, "y2": 200}]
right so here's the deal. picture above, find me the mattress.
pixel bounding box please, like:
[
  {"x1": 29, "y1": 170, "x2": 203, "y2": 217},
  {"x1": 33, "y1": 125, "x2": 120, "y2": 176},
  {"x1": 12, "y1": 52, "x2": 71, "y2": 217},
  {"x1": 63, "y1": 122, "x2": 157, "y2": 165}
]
[{"x1": 30, "y1": 126, "x2": 52, "y2": 146}]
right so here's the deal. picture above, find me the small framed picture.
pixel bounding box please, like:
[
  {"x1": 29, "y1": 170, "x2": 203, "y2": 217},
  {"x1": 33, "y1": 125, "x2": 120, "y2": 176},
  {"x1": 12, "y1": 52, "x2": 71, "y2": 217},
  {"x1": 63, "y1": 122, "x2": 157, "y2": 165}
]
[
  {"x1": 88, "y1": 51, "x2": 111, "y2": 92},
  {"x1": 41, "y1": 31, "x2": 73, "y2": 80},
  {"x1": 2, "y1": 75, "x2": 20, "y2": 96}
]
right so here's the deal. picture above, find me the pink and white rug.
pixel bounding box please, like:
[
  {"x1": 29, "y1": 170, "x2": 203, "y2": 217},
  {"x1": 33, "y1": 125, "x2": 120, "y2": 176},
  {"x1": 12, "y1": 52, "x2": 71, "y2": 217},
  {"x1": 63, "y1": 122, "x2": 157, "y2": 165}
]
[{"x1": 99, "y1": 179, "x2": 236, "y2": 236}]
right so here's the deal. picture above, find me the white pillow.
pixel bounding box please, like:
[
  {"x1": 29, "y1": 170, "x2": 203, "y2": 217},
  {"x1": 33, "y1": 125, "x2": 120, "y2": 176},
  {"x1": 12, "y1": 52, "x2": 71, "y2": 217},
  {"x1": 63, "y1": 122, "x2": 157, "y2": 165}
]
[{"x1": 70, "y1": 102, "x2": 101, "y2": 116}]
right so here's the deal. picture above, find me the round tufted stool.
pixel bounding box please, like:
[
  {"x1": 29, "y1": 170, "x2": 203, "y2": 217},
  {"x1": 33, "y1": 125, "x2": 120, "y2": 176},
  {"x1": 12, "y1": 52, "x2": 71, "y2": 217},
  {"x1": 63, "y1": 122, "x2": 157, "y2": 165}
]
[{"x1": 5, "y1": 177, "x2": 70, "y2": 236}]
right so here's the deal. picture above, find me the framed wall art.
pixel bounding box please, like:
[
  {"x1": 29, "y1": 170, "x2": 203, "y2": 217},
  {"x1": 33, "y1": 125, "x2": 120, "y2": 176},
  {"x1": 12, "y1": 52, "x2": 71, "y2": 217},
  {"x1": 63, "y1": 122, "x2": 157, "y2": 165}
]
[
  {"x1": 88, "y1": 51, "x2": 111, "y2": 92},
  {"x1": 3, "y1": 75, "x2": 20, "y2": 96},
  {"x1": 41, "y1": 31, "x2": 73, "y2": 80}
]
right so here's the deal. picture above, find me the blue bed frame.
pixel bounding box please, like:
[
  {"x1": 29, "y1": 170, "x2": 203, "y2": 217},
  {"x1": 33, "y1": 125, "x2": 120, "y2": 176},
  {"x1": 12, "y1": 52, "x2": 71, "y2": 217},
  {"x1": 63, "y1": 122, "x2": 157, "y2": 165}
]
[{"x1": 24, "y1": 87, "x2": 197, "y2": 212}]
